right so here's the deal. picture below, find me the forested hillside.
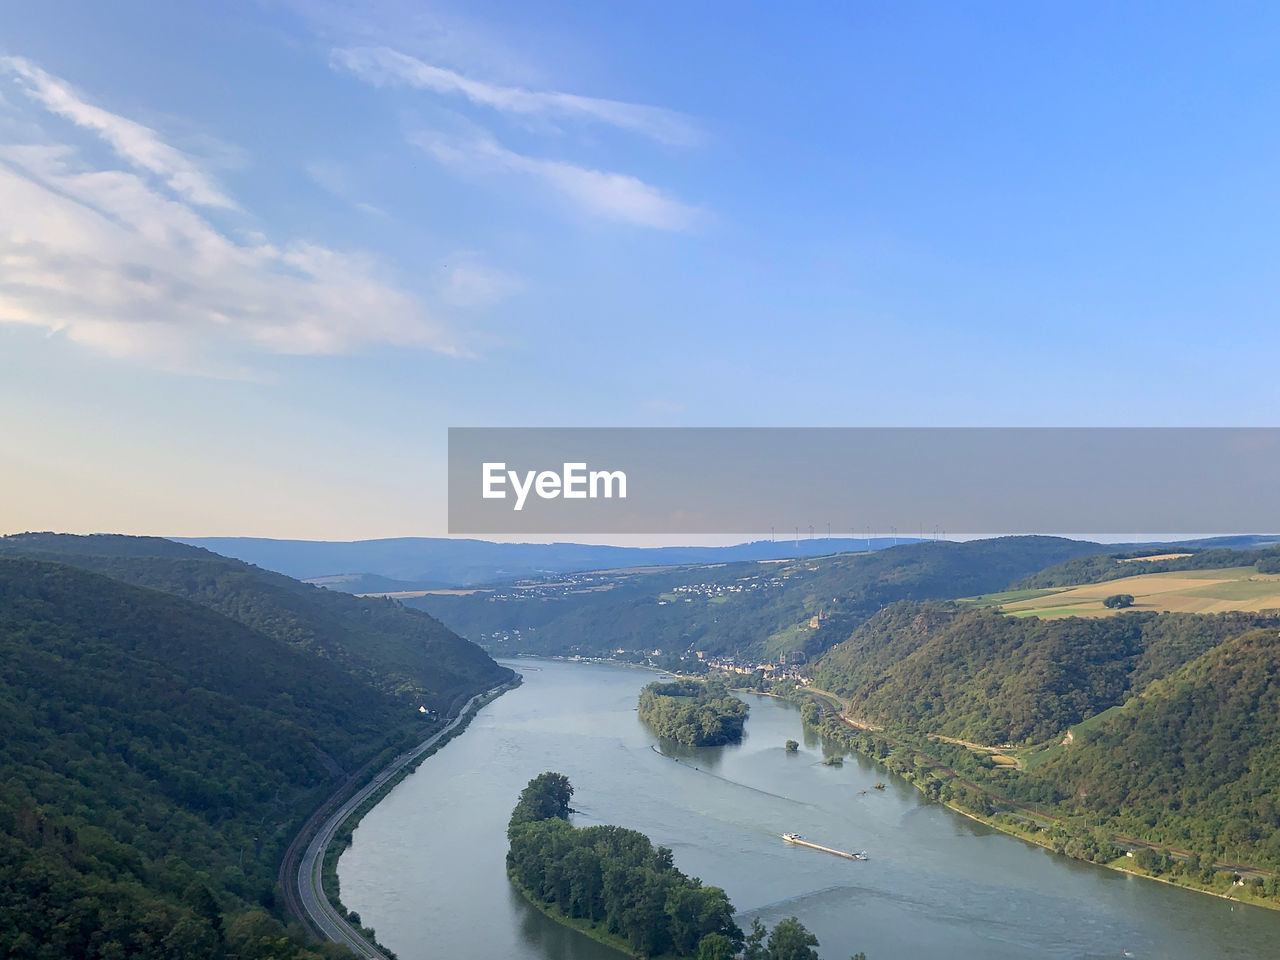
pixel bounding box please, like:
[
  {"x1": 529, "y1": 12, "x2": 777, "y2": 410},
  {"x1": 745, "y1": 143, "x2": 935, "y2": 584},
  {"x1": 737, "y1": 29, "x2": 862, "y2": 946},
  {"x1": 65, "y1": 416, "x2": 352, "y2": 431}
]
[
  {"x1": 0, "y1": 541, "x2": 510, "y2": 959},
  {"x1": 813, "y1": 603, "x2": 1280, "y2": 744},
  {"x1": 1022, "y1": 626, "x2": 1280, "y2": 866},
  {"x1": 0, "y1": 533, "x2": 509, "y2": 712},
  {"x1": 413, "y1": 536, "x2": 1106, "y2": 662},
  {"x1": 0, "y1": 557, "x2": 416, "y2": 958}
]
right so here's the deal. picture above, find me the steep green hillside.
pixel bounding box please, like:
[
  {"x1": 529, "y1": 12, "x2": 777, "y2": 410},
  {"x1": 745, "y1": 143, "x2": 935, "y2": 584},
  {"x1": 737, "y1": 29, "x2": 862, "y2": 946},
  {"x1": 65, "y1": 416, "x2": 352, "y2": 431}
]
[
  {"x1": 1023, "y1": 626, "x2": 1280, "y2": 865},
  {"x1": 0, "y1": 534, "x2": 510, "y2": 712},
  {"x1": 412, "y1": 536, "x2": 1106, "y2": 662},
  {"x1": 813, "y1": 604, "x2": 1279, "y2": 744},
  {"x1": 0, "y1": 556, "x2": 425, "y2": 959}
]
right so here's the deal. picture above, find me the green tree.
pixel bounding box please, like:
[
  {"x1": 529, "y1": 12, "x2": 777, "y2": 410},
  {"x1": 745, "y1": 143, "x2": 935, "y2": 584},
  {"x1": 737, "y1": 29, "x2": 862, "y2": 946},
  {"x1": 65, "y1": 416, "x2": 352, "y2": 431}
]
[
  {"x1": 742, "y1": 918, "x2": 769, "y2": 960},
  {"x1": 766, "y1": 916, "x2": 820, "y2": 960},
  {"x1": 1103, "y1": 593, "x2": 1135, "y2": 609},
  {"x1": 509, "y1": 771, "x2": 573, "y2": 833},
  {"x1": 696, "y1": 931, "x2": 736, "y2": 960}
]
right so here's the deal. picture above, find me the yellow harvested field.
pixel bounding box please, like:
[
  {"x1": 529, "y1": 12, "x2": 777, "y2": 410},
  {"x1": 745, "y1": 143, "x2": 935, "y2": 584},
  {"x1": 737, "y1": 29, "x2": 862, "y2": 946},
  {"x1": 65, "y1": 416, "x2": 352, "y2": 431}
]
[
  {"x1": 1117, "y1": 552, "x2": 1194, "y2": 563},
  {"x1": 998, "y1": 567, "x2": 1280, "y2": 618}
]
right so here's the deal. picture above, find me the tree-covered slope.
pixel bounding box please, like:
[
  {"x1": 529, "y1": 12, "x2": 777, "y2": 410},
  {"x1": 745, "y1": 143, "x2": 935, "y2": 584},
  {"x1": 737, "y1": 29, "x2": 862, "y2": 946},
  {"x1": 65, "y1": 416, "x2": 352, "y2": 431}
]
[
  {"x1": 1023, "y1": 626, "x2": 1280, "y2": 865},
  {"x1": 0, "y1": 556, "x2": 426, "y2": 959},
  {"x1": 813, "y1": 603, "x2": 1280, "y2": 744},
  {"x1": 0, "y1": 533, "x2": 510, "y2": 712}
]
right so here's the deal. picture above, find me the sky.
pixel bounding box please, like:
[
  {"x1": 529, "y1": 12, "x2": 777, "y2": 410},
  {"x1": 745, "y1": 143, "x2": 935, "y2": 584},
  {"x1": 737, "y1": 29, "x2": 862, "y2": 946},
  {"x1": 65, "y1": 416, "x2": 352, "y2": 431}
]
[{"x1": 1, "y1": 1, "x2": 1278, "y2": 540}]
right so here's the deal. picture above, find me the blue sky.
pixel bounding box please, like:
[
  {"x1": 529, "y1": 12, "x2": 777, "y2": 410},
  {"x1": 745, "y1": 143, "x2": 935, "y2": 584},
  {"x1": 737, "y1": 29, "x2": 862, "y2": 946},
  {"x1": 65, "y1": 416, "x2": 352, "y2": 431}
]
[{"x1": 2, "y1": 1, "x2": 1277, "y2": 538}]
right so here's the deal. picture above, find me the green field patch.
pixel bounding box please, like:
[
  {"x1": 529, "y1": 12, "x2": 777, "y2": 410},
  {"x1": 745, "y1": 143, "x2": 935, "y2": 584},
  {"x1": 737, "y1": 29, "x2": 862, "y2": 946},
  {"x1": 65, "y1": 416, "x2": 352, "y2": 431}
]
[
  {"x1": 960, "y1": 587, "x2": 1065, "y2": 607},
  {"x1": 1173, "y1": 579, "x2": 1280, "y2": 601},
  {"x1": 1163, "y1": 565, "x2": 1260, "y2": 580},
  {"x1": 1022, "y1": 703, "x2": 1128, "y2": 769},
  {"x1": 997, "y1": 566, "x2": 1280, "y2": 618}
]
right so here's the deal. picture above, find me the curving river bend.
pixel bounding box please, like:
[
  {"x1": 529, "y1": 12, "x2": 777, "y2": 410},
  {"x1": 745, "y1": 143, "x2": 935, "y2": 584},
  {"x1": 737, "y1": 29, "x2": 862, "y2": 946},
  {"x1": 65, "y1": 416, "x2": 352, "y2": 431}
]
[{"x1": 338, "y1": 659, "x2": 1280, "y2": 959}]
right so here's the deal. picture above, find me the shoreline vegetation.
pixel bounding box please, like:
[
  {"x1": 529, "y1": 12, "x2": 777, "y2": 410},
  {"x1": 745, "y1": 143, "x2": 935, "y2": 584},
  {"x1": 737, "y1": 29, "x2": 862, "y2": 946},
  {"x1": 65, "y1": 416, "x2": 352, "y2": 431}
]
[
  {"x1": 505, "y1": 773, "x2": 840, "y2": 960},
  {"x1": 784, "y1": 695, "x2": 1280, "y2": 914},
  {"x1": 507, "y1": 872, "x2": 656, "y2": 960},
  {"x1": 636, "y1": 678, "x2": 749, "y2": 746}
]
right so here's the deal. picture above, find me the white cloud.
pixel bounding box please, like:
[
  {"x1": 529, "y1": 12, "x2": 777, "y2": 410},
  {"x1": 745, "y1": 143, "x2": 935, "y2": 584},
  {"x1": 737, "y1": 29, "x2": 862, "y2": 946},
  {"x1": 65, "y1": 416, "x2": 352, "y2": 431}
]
[
  {"x1": 276, "y1": 0, "x2": 545, "y2": 86},
  {"x1": 1, "y1": 56, "x2": 237, "y2": 209},
  {"x1": 0, "y1": 62, "x2": 468, "y2": 370},
  {"x1": 434, "y1": 255, "x2": 519, "y2": 309},
  {"x1": 419, "y1": 133, "x2": 703, "y2": 231},
  {"x1": 334, "y1": 46, "x2": 701, "y2": 147}
]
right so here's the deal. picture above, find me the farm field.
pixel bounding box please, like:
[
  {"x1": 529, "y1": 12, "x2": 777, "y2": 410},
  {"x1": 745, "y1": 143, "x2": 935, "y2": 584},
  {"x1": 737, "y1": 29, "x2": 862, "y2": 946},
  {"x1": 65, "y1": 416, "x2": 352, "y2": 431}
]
[{"x1": 965, "y1": 566, "x2": 1280, "y2": 619}]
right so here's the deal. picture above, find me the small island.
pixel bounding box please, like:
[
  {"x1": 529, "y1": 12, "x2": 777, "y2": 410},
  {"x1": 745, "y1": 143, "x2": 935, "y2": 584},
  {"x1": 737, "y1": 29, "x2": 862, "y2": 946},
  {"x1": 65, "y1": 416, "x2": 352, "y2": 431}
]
[
  {"x1": 507, "y1": 772, "x2": 834, "y2": 959},
  {"x1": 637, "y1": 678, "x2": 749, "y2": 746}
]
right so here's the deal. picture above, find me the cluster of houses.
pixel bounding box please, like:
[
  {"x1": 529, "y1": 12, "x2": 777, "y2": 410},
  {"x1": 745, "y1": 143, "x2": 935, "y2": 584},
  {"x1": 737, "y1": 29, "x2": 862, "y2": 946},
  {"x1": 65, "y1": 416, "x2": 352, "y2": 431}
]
[{"x1": 695, "y1": 651, "x2": 811, "y2": 682}]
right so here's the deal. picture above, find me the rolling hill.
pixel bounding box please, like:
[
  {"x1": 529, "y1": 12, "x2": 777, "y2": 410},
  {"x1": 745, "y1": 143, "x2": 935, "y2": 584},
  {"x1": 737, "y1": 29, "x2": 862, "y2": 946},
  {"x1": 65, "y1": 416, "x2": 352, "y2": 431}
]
[
  {"x1": 1022, "y1": 625, "x2": 1280, "y2": 867},
  {"x1": 408, "y1": 536, "x2": 1111, "y2": 662},
  {"x1": 812, "y1": 602, "x2": 1280, "y2": 744},
  {"x1": 0, "y1": 557, "x2": 422, "y2": 959}
]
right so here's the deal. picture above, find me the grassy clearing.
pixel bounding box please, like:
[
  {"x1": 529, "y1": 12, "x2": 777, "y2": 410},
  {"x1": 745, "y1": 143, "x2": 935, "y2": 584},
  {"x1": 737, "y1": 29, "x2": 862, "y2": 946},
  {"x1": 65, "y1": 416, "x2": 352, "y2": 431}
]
[
  {"x1": 1019, "y1": 703, "x2": 1126, "y2": 770},
  {"x1": 971, "y1": 566, "x2": 1280, "y2": 619}
]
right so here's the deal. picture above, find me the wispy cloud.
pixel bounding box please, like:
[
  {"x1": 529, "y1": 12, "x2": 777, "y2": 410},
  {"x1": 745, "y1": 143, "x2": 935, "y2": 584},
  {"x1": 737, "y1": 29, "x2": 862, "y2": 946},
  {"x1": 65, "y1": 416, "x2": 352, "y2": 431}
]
[
  {"x1": 0, "y1": 60, "x2": 468, "y2": 371},
  {"x1": 419, "y1": 132, "x2": 703, "y2": 231},
  {"x1": 305, "y1": 158, "x2": 388, "y2": 216},
  {"x1": 334, "y1": 46, "x2": 701, "y2": 147},
  {"x1": 1, "y1": 56, "x2": 237, "y2": 209},
  {"x1": 434, "y1": 254, "x2": 519, "y2": 310}
]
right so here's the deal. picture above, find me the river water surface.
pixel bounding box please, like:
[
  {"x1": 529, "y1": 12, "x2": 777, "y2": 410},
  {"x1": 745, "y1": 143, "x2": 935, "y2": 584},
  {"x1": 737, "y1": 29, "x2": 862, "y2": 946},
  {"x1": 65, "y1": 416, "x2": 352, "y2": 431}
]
[{"x1": 339, "y1": 659, "x2": 1280, "y2": 959}]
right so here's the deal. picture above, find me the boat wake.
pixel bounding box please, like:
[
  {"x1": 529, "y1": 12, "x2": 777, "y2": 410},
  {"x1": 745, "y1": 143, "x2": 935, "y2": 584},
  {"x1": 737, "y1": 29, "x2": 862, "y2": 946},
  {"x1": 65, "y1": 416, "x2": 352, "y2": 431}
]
[{"x1": 649, "y1": 744, "x2": 817, "y2": 807}]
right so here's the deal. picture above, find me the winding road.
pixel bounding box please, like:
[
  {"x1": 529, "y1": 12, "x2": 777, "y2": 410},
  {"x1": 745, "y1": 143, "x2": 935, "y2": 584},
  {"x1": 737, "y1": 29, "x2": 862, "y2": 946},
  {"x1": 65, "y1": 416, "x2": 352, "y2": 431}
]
[{"x1": 291, "y1": 689, "x2": 497, "y2": 959}]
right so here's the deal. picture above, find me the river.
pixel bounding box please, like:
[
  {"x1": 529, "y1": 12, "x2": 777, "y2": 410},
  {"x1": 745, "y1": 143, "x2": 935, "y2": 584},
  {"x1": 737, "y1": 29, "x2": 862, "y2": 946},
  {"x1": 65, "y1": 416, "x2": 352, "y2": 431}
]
[{"x1": 338, "y1": 659, "x2": 1280, "y2": 959}]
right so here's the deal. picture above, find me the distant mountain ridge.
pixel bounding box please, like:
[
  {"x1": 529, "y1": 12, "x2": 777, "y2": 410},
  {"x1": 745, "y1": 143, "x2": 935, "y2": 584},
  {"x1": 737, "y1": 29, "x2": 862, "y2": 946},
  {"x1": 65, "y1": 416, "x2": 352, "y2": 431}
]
[
  {"x1": 176, "y1": 535, "x2": 922, "y2": 588},
  {"x1": 174, "y1": 534, "x2": 1280, "y2": 593}
]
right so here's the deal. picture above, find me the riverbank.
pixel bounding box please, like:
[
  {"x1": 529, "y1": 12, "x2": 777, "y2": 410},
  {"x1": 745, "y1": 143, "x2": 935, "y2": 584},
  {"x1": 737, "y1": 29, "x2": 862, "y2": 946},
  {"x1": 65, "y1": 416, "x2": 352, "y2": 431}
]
[{"x1": 312, "y1": 676, "x2": 522, "y2": 953}]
